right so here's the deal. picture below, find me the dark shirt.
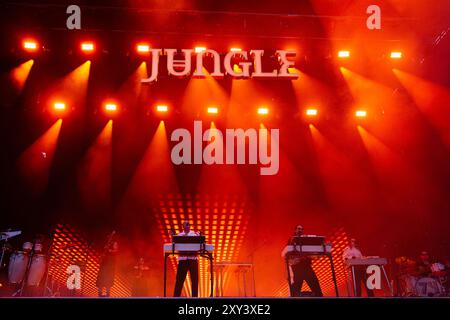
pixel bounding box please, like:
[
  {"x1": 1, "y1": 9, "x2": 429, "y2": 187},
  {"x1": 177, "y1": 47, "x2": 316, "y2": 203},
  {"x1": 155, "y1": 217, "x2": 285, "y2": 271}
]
[
  {"x1": 416, "y1": 260, "x2": 432, "y2": 277},
  {"x1": 287, "y1": 236, "x2": 312, "y2": 266},
  {"x1": 96, "y1": 252, "x2": 117, "y2": 288}
]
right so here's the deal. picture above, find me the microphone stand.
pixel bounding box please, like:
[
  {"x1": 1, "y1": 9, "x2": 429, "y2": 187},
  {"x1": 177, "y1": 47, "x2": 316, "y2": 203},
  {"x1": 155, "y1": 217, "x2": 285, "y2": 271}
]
[
  {"x1": 41, "y1": 240, "x2": 55, "y2": 296},
  {"x1": 243, "y1": 240, "x2": 267, "y2": 297},
  {"x1": 0, "y1": 237, "x2": 9, "y2": 271},
  {"x1": 13, "y1": 248, "x2": 34, "y2": 297}
]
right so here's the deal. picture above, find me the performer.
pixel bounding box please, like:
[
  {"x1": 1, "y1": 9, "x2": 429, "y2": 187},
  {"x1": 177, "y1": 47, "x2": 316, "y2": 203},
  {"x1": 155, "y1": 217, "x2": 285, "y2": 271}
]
[
  {"x1": 131, "y1": 257, "x2": 150, "y2": 297},
  {"x1": 415, "y1": 251, "x2": 433, "y2": 277},
  {"x1": 173, "y1": 221, "x2": 199, "y2": 297},
  {"x1": 415, "y1": 250, "x2": 446, "y2": 278},
  {"x1": 287, "y1": 225, "x2": 323, "y2": 297},
  {"x1": 96, "y1": 231, "x2": 118, "y2": 297},
  {"x1": 342, "y1": 238, "x2": 374, "y2": 297}
]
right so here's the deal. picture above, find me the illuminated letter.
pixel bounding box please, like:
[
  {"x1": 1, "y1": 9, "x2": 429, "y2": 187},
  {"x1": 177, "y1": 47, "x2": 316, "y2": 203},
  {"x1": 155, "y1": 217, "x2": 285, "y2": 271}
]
[
  {"x1": 276, "y1": 50, "x2": 299, "y2": 79},
  {"x1": 165, "y1": 49, "x2": 193, "y2": 77},
  {"x1": 224, "y1": 51, "x2": 252, "y2": 78},
  {"x1": 366, "y1": 5, "x2": 381, "y2": 30},
  {"x1": 141, "y1": 49, "x2": 163, "y2": 83},
  {"x1": 193, "y1": 49, "x2": 224, "y2": 78},
  {"x1": 250, "y1": 50, "x2": 278, "y2": 78}
]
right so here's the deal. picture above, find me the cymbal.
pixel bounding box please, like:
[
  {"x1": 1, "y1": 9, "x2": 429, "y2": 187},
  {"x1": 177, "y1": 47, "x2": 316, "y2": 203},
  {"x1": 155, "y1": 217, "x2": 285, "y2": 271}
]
[{"x1": 0, "y1": 230, "x2": 21, "y2": 241}]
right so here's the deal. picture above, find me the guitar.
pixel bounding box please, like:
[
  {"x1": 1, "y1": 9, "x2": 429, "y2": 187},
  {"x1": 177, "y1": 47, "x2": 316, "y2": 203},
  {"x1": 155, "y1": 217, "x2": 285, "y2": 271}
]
[{"x1": 101, "y1": 230, "x2": 116, "y2": 259}]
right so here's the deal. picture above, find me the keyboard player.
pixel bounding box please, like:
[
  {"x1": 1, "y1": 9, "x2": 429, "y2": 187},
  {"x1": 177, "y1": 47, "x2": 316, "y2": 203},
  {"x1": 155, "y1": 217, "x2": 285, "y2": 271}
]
[
  {"x1": 173, "y1": 220, "x2": 200, "y2": 297},
  {"x1": 287, "y1": 225, "x2": 323, "y2": 297},
  {"x1": 342, "y1": 238, "x2": 374, "y2": 297}
]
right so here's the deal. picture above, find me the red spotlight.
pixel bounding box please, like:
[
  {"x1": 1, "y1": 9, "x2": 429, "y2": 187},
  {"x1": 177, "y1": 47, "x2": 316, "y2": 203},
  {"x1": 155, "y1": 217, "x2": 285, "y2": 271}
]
[
  {"x1": 53, "y1": 102, "x2": 66, "y2": 111},
  {"x1": 207, "y1": 106, "x2": 218, "y2": 114},
  {"x1": 257, "y1": 107, "x2": 269, "y2": 115},
  {"x1": 23, "y1": 39, "x2": 38, "y2": 52},
  {"x1": 195, "y1": 47, "x2": 206, "y2": 53},
  {"x1": 230, "y1": 48, "x2": 242, "y2": 53},
  {"x1": 136, "y1": 43, "x2": 150, "y2": 54},
  {"x1": 51, "y1": 101, "x2": 68, "y2": 118},
  {"x1": 81, "y1": 42, "x2": 95, "y2": 53},
  {"x1": 306, "y1": 108, "x2": 318, "y2": 116},
  {"x1": 390, "y1": 51, "x2": 402, "y2": 59},
  {"x1": 338, "y1": 50, "x2": 350, "y2": 58},
  {"x1": 156, "y1": 105, "x2": 168, "y2": 113},
  {"x1": 104, "y1": 102, "x2": 118, "y2": 113},
  {"x1": 355, "y1": 110, "x2": 367, "y2": 118}
]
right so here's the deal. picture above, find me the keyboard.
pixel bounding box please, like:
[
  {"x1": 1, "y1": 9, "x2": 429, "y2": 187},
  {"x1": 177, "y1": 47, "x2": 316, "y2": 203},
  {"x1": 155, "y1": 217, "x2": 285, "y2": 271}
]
[
  {"x1": 164, "y1": 243, "x2": 214, "y2": 253},
  {"x1": 345, "y1": 257, "x2": 387, "y2": 266},
  {"x1": 281, "y1": 244, "x2": 332, "y2": 258}
]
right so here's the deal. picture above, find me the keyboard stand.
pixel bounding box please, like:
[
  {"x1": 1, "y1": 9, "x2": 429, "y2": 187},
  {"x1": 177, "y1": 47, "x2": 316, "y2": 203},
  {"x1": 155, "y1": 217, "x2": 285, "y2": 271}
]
[
  {"x1": 163, "y1": 248, "x2": 214, "y2": 297},
  {"x1": 285, "y1": 248, "x2": 339, "y2": 297}
]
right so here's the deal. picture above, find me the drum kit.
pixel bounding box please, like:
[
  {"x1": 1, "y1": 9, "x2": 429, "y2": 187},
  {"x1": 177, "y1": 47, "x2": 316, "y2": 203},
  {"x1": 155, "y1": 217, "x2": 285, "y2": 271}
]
[
  {"x1": 396, "y1": 257, "x2": 448, "y2": 297},
  {"x1": 0, "y1": 230, "x2": 48, "y2": 296}
]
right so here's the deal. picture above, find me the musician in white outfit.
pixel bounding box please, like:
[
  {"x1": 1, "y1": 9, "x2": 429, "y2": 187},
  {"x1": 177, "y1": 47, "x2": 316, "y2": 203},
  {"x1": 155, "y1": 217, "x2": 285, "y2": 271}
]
[{"x1": 343, "y1": 238, "x2": 374, "y2": 297}]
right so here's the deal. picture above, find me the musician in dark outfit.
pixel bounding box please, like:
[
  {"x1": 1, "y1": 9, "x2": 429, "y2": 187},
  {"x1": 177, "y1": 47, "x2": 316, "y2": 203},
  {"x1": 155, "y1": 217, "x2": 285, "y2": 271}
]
[
  {"x1": 173, "y1": 221, "x2": 200, "y2": 297},
  {"x1": 96, "y1": 239, "x2": 118, "y2": 297},
  {"x1": 415, "y1": 251, "x2": 433, "y2": 277},
  {"x1": 288, "y1": 225, "x2": 323, "y2": 297}
]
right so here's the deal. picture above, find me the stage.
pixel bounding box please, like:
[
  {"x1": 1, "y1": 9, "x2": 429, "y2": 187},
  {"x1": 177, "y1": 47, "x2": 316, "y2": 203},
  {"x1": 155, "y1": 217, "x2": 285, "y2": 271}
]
[{"x1": 0, "y1": 0, "x2": 449, "y2": 301}]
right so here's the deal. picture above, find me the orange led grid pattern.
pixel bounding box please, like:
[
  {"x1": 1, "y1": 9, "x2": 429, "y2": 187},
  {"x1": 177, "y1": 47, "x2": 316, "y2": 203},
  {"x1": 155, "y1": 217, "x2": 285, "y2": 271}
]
[
  {"x1": 154, "y1": 193, "x2": 251, "y2": 297},
  {"x1": 48, "y1": 223, "x2": 131, "y2": 297}
]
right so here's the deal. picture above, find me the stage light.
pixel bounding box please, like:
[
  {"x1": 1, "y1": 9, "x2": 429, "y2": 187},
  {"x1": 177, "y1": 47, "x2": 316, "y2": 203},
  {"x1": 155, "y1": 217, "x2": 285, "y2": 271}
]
[
  {"x1": 207, "y1": 107, "x2": 218, "y2": 114},
  {"x1": 257, "y1": 107, "x2": 269, "y2": 115},
  {"x1": 53, "y1": 102, "x2": 66, "y2": 111},
  {"x1": 136, "y1": 43, "x2": 150, "y2": 54},
  {"x1": 23, "y1": 40, "x2": 38, "y2": 52},
  {"x1": 390, "y1": 51, "x2": 402, "y2": 59},
  {"x1": 306, "y1": 108, "x2": 318, "y2": 116},
  {"x1": 230, "y1": 48, "x2": 242, "y2": 53},
  {"x1": 156, "y1": 105, "x2": 168, "y2": 113},
  {"x1": 104, "y1": 103, "x2": 118, "y2": 112},
  {"x1": 195, "y1": 47, "x2": 206, "y2": 53},
  {"x1": 233, "y1": 64, "x2": 243, "y2": 73},
  {"x1": 338, "y1": 50, "x2": 350, "y2": 58},
  {"x1": 81, "y1": 42, "x2": 95, "y2": 53},
  {"x1": 355, "y1": 110, "x2": 367, "y2": 118},
  {"x1": 11, "y1": 59, "x2": 34, "y2": 91}
]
